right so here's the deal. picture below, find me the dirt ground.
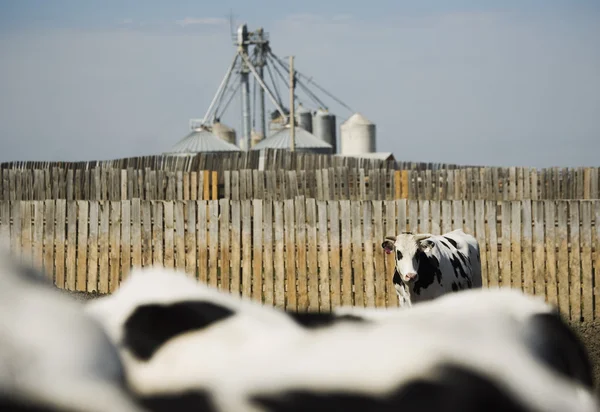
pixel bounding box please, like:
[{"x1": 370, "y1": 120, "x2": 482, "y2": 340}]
[
  {"x1": 571, "y1": 320, "x2": 600, "y2": 396},
  {"x1": 61, "y1": 290, "x2": 600, "y2": 396}
]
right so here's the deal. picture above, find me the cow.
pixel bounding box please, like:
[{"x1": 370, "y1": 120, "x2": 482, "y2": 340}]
[
  {"x1": 84, "y1": 267, "x2": 367, "y2": 411},
  {"x1": 85, "y1": 265, "x2": 596, "y2": 412},
  {"x1": 332, "y1": 287, "x2": 594, "y2": 390},
  {"x1": 0, "y1": 247, "x2": 144, "y2": 412},
  {"x1": 381, "y1": 229, "x2": 482, "y2": 306}
]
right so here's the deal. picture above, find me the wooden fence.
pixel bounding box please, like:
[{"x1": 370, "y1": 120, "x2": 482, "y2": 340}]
[
  {"x1": 1, "y1": 198, "x2": 599, "y2": 322},
  {"x1": 4, "y1": 167, "x2": 600, "y2": 201},
  {"x1": 0, "y1": 168, "x2": 219, "y2": 201}
]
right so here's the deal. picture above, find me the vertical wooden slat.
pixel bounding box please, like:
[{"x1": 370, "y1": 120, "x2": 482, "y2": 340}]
[
  {"x1": 43, "y1": 200, "x2": 55, "y2": 282},
  {"x1": 21, "y1": 202, "x2": 32, "y2": 266},
  {"x1": 306, "y1": 198, "x2": 319, "y2": 311},
  {"x1": 568, "y1": 201, "x2": 581, "y2": 322},
  {"x1": 284, "y1": 199, "x2": 296, "y2": 310},
  {"x1": 351, "y1": 200, "x2": 365, "y2": 307},
  {"x1": 65, "y1": 201, "x2": 77, "y2": 291},
  {"x1": 87, "y1": 202, "x2": 98, "y2": 292},
  {"x1": 174, "y1": 202, "x2": 186, "y2": 272},
  {"x1": 32, "y1": 201, "x2": 43, "y2": 271},
  {"x1": 521, "y1": 200, "x2": 534, "y2": 295},
  {"x1": 131, "y1": 199, "x2": 142, "y2": 268},
  {"x1": 197, "y1": 201, "x2": 208, "y2": 283},
  {"x1": 474, "y1": 200, "x2": 488, "y2": 287},
  {"x1": 263, "y1": 200, "x2": 274, "y2": 306},
  {"x1": 218, "y1": 199, "x2": 230, "y2": 290},
  {"x1": 408, "y1": 200, "x2": 418, "y2": 233},
  {"x1": 532, "y1": 201, "x2": 547, "y2": 301},
  {"x1": 295, "y1": 197, "x2": 308, "y2": 311},
  {"x1": 252, "y1": 199, "x2": 264, "y2": 302},
  {"x1": 385, "y1": 200, "x2": 398, "y2": 308},
  {"x1": 273, "y1": 200, "x2": 285, "y2": 308},
  {"x1": 98, "y1": 202, "x2": 109, "y2": 293},
  {"x1": 185, "y1": 201, "x2": 197, "y2": 278},
  {"x1": 141, "y1": 200, "x2": 152, "y2": 269},
  {"x1": 108, "y1": 201, "x2": 121, "y2": 292},
  {"x1": 501, "y1": 202, "x2": 512, "y2": 288},
  {"x1": 76, "y1": 201, "x2": 88, "y2": 291},
  {"x1": 120, "y1": 201, "x2": 131, "y2": 280},
  {"x1": 595, "y1": 202, "x2": 600, "y2": 318},
  {"x1": 580, "y1": 201, "x2": 593, "y2": 321},
  {"x1": 340, "y1": 200, "x2": 352, "y2": 306},
  {"x1": 545, "y1": 201, "x2": 558, "y2": 307},
  {"x1": 208, "y1": 200, "x2": 220, "y2": 288},
  {"x1": 556, "y1": 201, "x2": 569, "y2": 317},
  {"x1": 372, "y1": 201, "x2": 386, "y2": 307},
  {"x1": 316, "y1": 201, "x2": 330, "y2": 311},
  {"x1": 163, "y1": 202, "x2": 174, "y2": 269},
  {"x1": 441, "y1": 200, "x2": 452, "y2": 234},
  {"x1": 229, "y1": 200, "x2": 241, "y2": 294},
  {"x1": 329, "y1": 200, "x2": 341, "y2": 308},
  {"x1": 363, "y1": 201, "x2": 375, "y2": 307}
]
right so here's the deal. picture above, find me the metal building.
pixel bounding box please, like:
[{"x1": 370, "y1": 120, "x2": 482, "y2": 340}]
[
  {"x1": 296, "y1": 104, "x2": 313, "y2": 133},
  {"x1": 164, "y1": 126, "x2": 241, "y2": 155},
  {"x1": 312, "y1": 109, "x2": 337, "y2": 153},
  {"x1": 340, "y1": 112, "x2": 376, "y2": 155},
  {"x1": 211, "y1": 121, "x2": 237, "y2": 145},
  {"x1": 251, "y1": 125, "x2": 333, "y2": 155}
]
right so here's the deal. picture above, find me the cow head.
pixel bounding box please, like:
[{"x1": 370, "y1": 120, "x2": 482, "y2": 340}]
[{"x1": 382, "y1": 232, "x2": 435, "y2": 283}]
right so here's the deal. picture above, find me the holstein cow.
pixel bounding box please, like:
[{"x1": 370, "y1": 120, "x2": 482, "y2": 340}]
[
  {"x1": 84, "y1": 267, "x2": 366, "y2": 411},
  {"x1": 85, "y1": 265, "x2": 596, "y2": 412},
  {"x1": 0, "y1": 246, "x2": 145, "y2": 412},
  {"x1": 332, "y1": 287, "x2": 594, "y2": 390},
  {"x1": 381, "y1": 229, "x2": 482, "y2": 306},
  {"x1": 89, "y1": 284, "x2": 596, "y2": 412}
]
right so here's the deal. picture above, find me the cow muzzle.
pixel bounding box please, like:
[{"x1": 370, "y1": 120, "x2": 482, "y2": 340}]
[{"x1": 403, "y1": 272, "x2": 417, "y2": 282}]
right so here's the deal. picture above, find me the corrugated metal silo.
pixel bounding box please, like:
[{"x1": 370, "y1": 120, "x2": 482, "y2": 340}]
[
  {"x1": 296, "y1": 104, "x2": 313, "y2": 133},
  {"x1": 340, "y1": 112, "x2": 376, "y2": 155},
  {"x1": 212, "y1": 121, "x2": 237, "y2": 145},
  {"x1": 312, "y1": 109, "x2": 337, "y2": 153}
]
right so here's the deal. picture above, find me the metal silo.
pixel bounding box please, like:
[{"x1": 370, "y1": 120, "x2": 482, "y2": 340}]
[
  {"x1": 250, "y1": 130, "x2": 264, "y2": 148},
  {"x1": 212, "y1": 121, "x2": 237, "y2": 145},
  {"x1": 312, "y1": 109, "x2": 337, "y2": 153},
  {"x1": 296, "y1": 104, "x2": 313, "y2": 133},
  {"x1": 269, "y1": 110, "x2": 287, "y2": 136},
  {"x1": 340, "y1": 112, "x2": 376, "y2": 155}
]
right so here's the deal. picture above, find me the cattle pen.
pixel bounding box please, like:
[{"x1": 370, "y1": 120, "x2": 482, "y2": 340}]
[{"x1": 2, "y1": 149, "x2": 600, "y2": 391}]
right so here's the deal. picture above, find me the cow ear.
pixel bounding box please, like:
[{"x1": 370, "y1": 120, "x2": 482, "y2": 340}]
[
  {"x1": 382, "y1": 237, "x2": 395, "y2": 254},
  {"x1": 419, "y1": 239, "x2": 435, "y2": 251}
]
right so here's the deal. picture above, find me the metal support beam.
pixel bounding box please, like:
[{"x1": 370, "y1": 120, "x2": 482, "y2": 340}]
[
  {"x1": 239, "y1": 52, "x2": 287, "y2": 123},
  {"x1": 201, "y1": 53, "x2": 239, "y2": 125},
  {"x1": 289, "y1": 55, "x2": 295, "y2": 152}
]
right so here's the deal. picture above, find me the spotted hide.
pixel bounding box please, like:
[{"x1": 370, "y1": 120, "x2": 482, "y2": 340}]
[
  {"x1": 0, "y1": 247, "x2": 144, "y2": 412},
  {"x1": 381, "y1": 229, "x2": 482, "y2": 306}
]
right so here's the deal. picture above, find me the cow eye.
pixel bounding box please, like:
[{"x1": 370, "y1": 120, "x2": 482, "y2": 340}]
[{"x1": 396, "y1": 250, "x2": 403, "y2": 260}]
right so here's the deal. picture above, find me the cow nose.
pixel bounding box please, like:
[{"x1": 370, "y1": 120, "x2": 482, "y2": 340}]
[{"x1": 405, "y1": 273, "x2": 417, "y2": 280}]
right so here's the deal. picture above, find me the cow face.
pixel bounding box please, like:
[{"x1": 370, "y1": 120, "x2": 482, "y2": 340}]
[{"x1": 382, "y1": 233, "x2": 434, "y2": 283}]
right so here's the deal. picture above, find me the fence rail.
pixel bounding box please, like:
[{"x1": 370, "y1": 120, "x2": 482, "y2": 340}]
[
  {"x1": 3, "y1": 167, "x2": 600, "y2": 201},
  {"x1": 1, "y1": 199, "x2": 598, "y2": 322}
]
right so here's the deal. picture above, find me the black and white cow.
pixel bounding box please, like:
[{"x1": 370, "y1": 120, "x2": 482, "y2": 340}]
[
  {"x1": 0, "y1": 247, "x2": 145, "y2": 412},
  {"x1": 381, "y1": 229, "x2": 482, "y2": 306},
  {"x1": 85, "y1": 265, "x2": 596, "y2": 412},
  {"x1": 332, "y1": 287, "x2": 595, "y2": 391},
  {"x1": 84, "y1": 267, "x2": 369, "y2": 411}
]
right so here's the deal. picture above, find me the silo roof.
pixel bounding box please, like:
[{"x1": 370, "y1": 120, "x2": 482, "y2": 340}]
[
  {"x1": 165, "y1": 127, "x2": 240, "y2": 154},
  {"x1": 341, "y1": 112, "x2": 374, "y2": 126},
  {"x1": 251, "y1": 126, "x2": 332, "y2": 150}
]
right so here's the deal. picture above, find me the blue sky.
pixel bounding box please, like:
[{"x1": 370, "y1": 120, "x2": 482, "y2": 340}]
[{"x1": 0, "y1": 0, "x2": 599, "y2": 166}]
